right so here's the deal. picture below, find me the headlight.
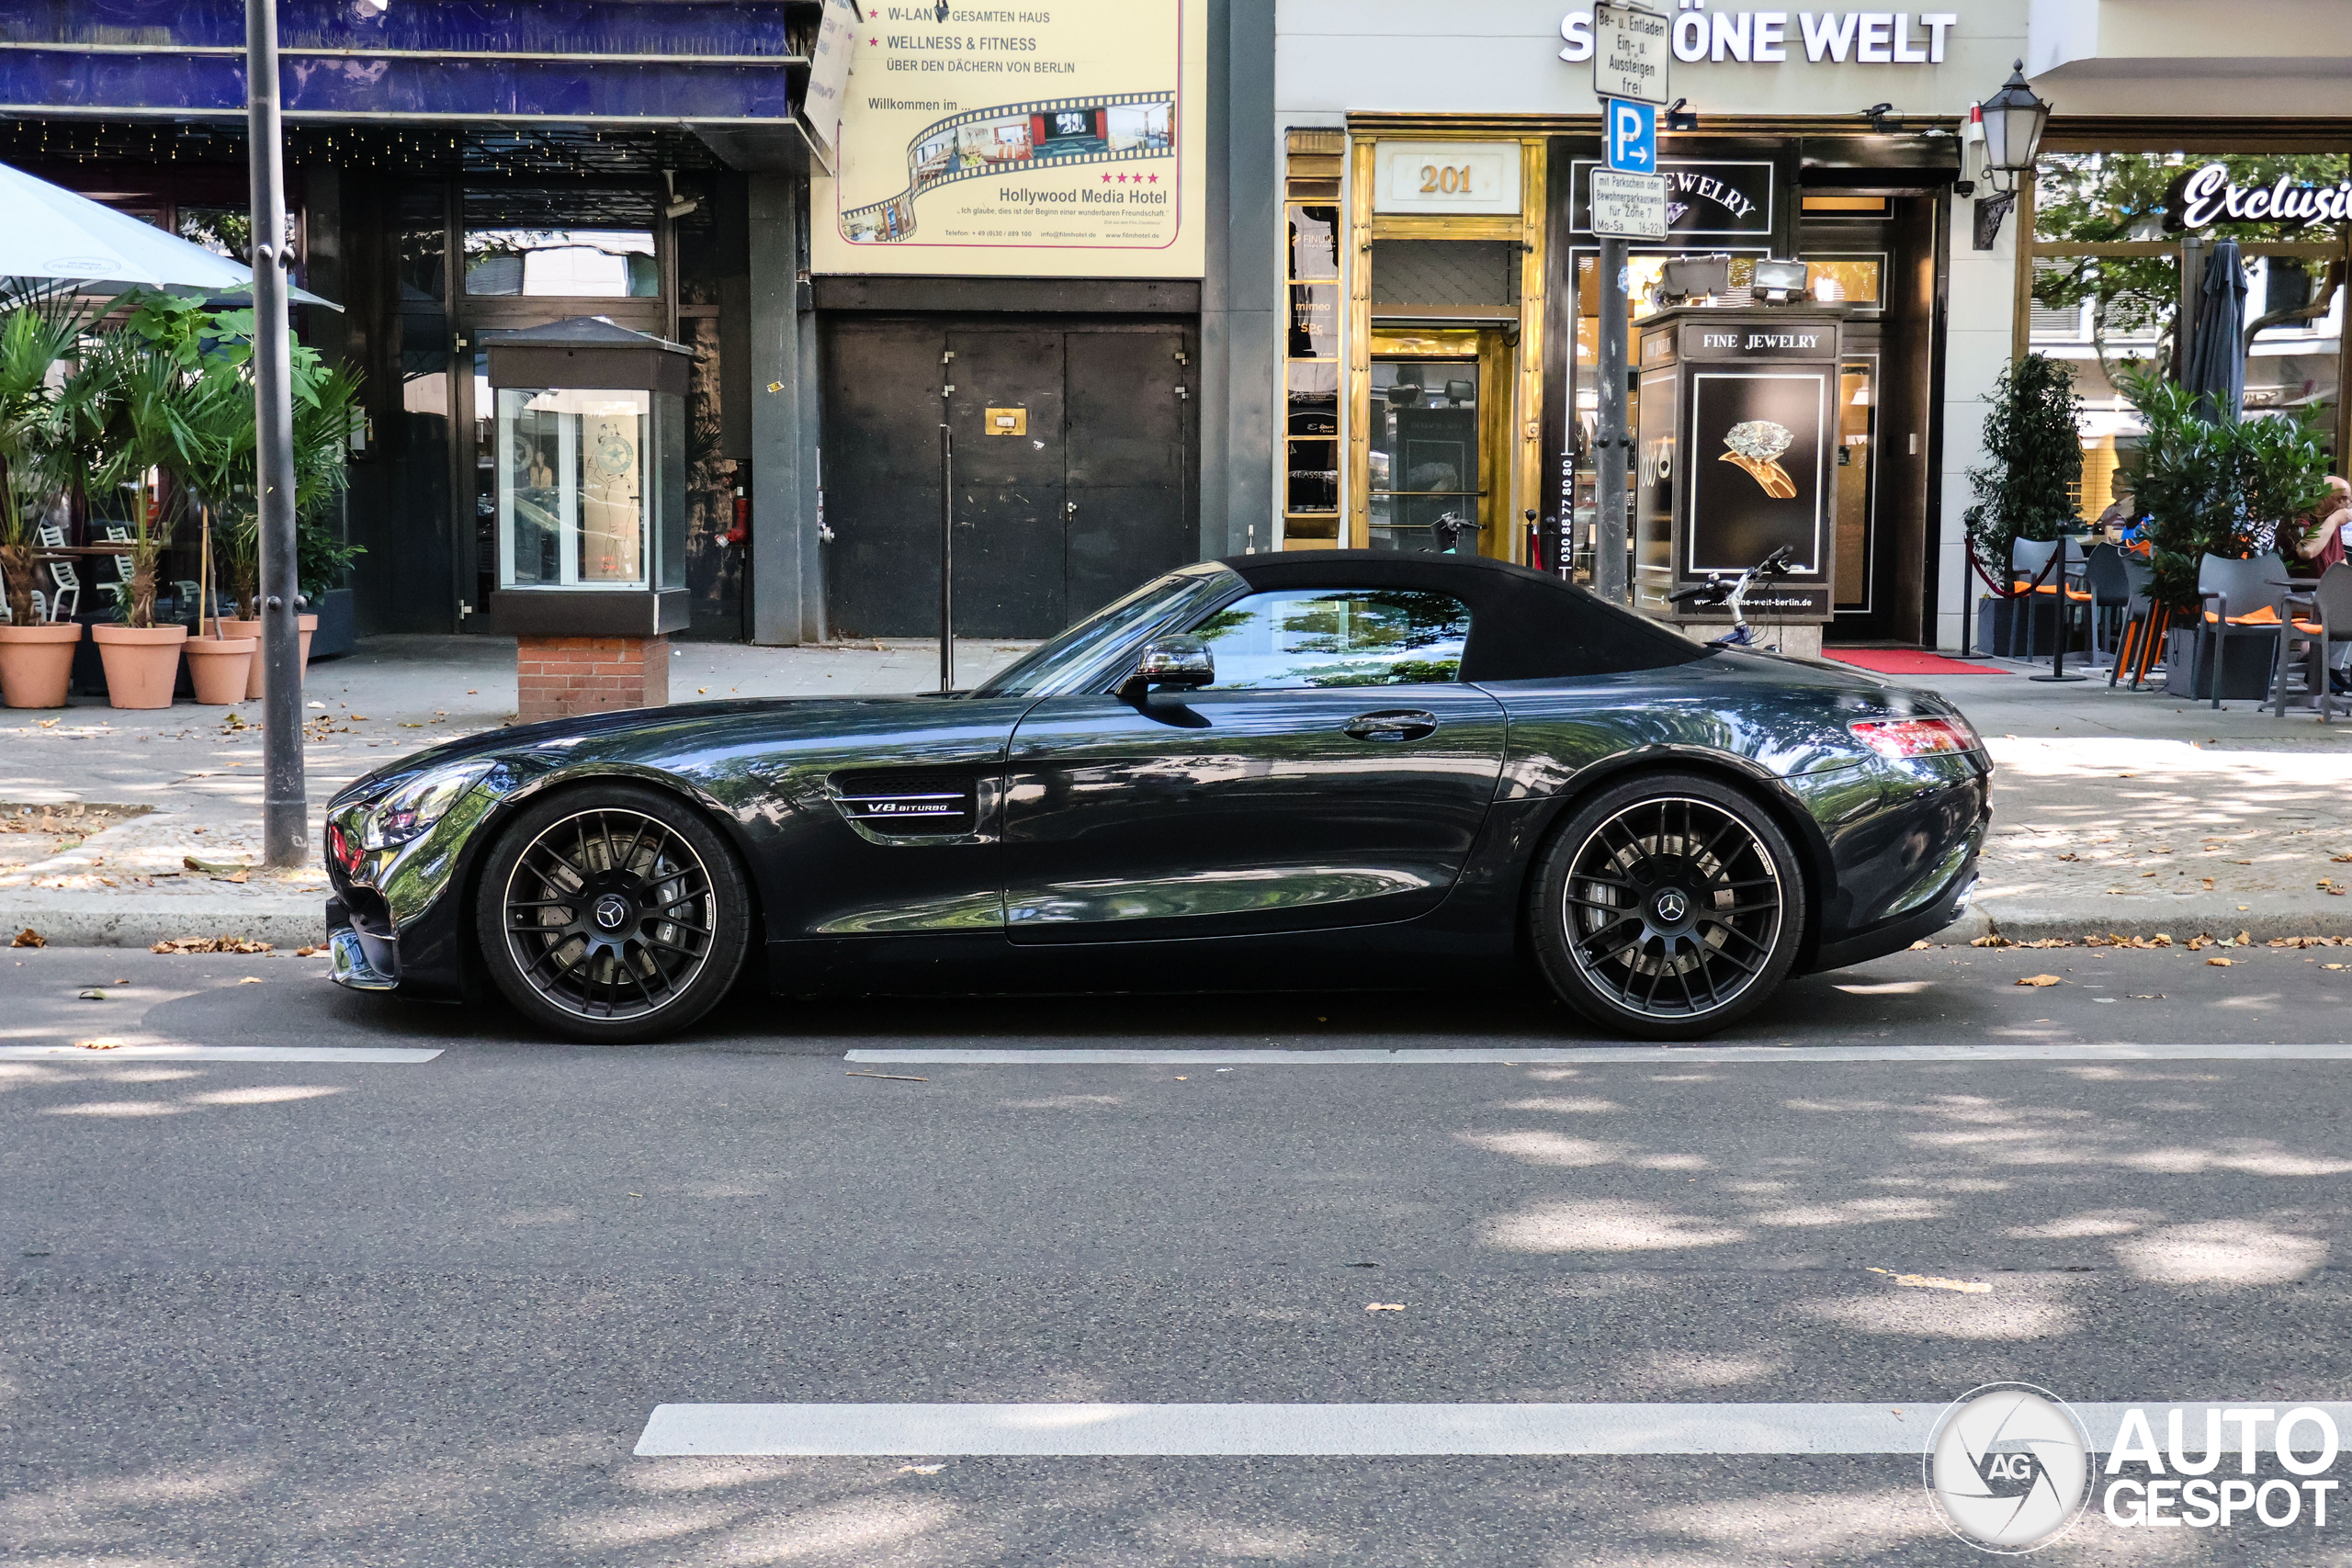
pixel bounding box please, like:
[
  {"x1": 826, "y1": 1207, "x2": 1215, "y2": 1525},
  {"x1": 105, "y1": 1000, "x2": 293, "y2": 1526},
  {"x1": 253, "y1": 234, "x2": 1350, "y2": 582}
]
[{"x1": 357, "y1": 760, "x2": 496, "y2": 850}]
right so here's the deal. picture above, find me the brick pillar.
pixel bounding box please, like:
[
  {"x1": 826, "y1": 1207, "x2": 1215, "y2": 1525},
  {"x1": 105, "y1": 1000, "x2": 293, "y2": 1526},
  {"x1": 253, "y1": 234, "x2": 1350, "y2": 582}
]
[{"x1": 514, "y1": 636, "x2": 671, "y2": 723}]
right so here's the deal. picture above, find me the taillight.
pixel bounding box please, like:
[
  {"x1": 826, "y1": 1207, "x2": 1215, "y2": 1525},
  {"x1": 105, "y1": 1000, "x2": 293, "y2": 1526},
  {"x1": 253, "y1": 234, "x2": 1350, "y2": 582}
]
[
  {"x1": 327, "y1": 821, "x2": 361, "y2": 873},
  {"x1": 1849, "y1": 716, "x2": 1977, "y2": 758}
]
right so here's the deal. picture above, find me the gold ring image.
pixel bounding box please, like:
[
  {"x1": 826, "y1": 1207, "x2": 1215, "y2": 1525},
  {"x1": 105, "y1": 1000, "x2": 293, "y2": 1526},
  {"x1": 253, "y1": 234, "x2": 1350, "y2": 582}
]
[{"x1": 1720, "y1": 420, "x2": 1798, "y2": 500}]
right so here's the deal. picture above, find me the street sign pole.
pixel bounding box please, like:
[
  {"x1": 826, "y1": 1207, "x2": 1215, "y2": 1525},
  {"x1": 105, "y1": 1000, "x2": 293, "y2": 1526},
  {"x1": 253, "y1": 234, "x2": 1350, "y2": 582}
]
[
  {"x1": 246, "y1": 0, "x2": 307, "y2": 868},
  {"x1": 1589, "y1": 5, "x2": 1667, "y2": 608},
  {"x1": 1595, "y1": 231, "x2": 1630, "y2": 606}
]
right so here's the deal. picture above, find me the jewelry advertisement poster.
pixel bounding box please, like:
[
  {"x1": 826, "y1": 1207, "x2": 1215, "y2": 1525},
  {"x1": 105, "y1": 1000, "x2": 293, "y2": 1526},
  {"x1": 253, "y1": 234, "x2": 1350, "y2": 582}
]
[{"x1": 1685, "y1": 371, "x2": 1830, "y2": 577}]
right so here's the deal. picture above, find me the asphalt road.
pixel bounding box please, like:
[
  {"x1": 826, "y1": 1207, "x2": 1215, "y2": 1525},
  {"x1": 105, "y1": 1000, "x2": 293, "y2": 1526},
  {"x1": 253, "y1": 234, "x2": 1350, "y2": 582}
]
[{"x1": 6, "y1": 945, "x2": 2352, "y2": 1565}]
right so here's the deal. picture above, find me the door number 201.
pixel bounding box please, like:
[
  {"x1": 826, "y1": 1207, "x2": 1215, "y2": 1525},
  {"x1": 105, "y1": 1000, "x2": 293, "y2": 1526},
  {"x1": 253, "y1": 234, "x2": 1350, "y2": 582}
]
[{"x1": 1419, "y1": 164, "x2": 1476, "y2": 196}]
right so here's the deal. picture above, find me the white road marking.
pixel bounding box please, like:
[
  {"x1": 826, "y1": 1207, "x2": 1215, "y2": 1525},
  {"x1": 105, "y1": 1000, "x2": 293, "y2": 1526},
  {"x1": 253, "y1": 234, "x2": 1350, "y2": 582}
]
[
  {"x1": 845, "y1": 1043, "x2": 2352, "y2": 1066},
  {"x1": 635, "y1": 1401, "x2": 2352, "y2": 1458},
  {"x1": 0, "y1": 1044, "x2": 441, "y2": 1063}
]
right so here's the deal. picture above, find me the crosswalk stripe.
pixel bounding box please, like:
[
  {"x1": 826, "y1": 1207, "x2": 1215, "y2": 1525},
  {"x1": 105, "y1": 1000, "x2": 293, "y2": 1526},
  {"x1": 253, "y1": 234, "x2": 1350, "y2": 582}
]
[
  {"x1": 0, "y1": 1043, "x2": 442, "y2": 1063},
  {"x1": 844, "y1": 1043, "x2": 2352, "y2": 1066},
  {"x1": 634, "y1": 1401, "x2": 2352, "y2": 1457}
]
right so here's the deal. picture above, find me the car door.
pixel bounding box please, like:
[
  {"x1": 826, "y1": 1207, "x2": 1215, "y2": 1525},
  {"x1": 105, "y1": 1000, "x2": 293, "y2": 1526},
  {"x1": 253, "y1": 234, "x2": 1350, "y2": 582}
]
[{"x1": 1001, "y1": 584, "x2": 1507, "y2": 942}]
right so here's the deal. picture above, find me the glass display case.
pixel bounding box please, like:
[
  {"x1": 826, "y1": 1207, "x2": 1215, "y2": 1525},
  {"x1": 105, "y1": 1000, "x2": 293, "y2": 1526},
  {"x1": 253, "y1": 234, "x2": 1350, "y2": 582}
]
[
  {"x1": 483, "y1": 316, "x2": 691, "y2": 637},
  {"x1": 497, "y1": 387, "x2": 653, "y2": 590}
]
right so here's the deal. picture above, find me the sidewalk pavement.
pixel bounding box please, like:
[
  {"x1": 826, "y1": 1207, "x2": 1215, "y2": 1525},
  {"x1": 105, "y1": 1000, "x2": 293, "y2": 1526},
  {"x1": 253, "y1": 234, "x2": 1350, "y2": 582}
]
[{"x1": 1, "y1": 637, "x2": 2346, "y2": 951}]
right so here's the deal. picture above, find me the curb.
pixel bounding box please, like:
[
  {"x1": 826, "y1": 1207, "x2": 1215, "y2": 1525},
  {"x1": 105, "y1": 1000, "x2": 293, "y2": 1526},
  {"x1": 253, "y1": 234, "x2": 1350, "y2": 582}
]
[
  {"x1": 1945, "y1": 899, "x2": 2352, "y2": 946},
  {"x1": 0, "y1": 894, "x2": 322, "y2": 951}
]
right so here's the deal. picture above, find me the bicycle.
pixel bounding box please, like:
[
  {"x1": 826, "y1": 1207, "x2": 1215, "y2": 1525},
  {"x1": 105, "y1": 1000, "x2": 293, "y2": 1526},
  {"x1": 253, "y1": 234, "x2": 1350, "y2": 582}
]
[{"x1": 1663, "y1": 545, "x2": 1797, "y2": 649}]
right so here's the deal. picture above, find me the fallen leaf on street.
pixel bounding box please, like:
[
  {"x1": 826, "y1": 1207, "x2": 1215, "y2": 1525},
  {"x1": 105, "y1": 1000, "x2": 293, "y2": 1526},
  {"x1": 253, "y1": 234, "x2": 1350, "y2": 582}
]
[
  {"x1": 1907, "y1": 939, "x2": 1934, "y2": 950},
  {"x1": 74, "y1": 1038, "x2": 121, "y2": 1050},
  {"x1": 897, "y1": 1464, "x2": 944, "y2": 1475},
  {"x1": 150, "y1": 936, "x2": 272, "y2": 954},
  {"x1": 183, "y1": 855, "x2": 252, "y2": 875},
  {"x1": 1868, "y1": 1267, "x2": 1991, "y2": 1294},
  {"x1": 236, "y1": 976, "x2": 264, "y2": 985},
  {"x1": 1365, "y1": 1303, "x2": 1407, "y2": 1313},
  {"x1": 2016, "y1": 975, "x2": 2063, "y2": 987},
  {"x1": 1970, "y1": 934, "x2": 2013, "y2": 948},
  {"x1": 76, "y1": 988, "x2": 106, "y2": 1000},
  {"x1": 2208, "y1": 957, "x2": 2233, "y2": 967},
  {"x1": 10, "y1": 927, "x2": 44, "y2": 948},
  {"x1": 294, "y1": 945, "x2": 321, "y2": 957}
]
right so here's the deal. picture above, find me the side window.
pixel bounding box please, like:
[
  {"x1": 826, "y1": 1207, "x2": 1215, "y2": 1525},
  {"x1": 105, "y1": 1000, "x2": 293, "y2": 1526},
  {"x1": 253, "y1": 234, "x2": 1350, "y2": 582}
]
[{"x1": 1186, "y1": 589, "x2": 1471, "y2": 690}]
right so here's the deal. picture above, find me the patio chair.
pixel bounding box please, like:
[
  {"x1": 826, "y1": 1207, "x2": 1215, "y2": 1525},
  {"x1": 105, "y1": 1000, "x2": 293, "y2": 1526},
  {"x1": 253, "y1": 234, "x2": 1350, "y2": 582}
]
[
  {"x1": 2007, "y1": 536, "x2": 2086, "y2": 659},
  {"x1": 2079, "y1": 543, "x2": 2131, "y2": 670},
  {"x1": 96, "y1": 525, "x2": 133, "y2": 613},
  {"x1": 2272, "y1": 561, "x2": 2352, "y2": 723},
  {"x1": 2195, "y1": 552, "x2": 2290, "y2": 710},
  {"x1": 45, "y1": 556, "x2": 80, "y2": 621},
  {"x1": 3, "y1": 589, "x2": 51, "y2": 624},
  {"x1": 2110, "y1": 554, "x2": 2165, "y2": 689}
]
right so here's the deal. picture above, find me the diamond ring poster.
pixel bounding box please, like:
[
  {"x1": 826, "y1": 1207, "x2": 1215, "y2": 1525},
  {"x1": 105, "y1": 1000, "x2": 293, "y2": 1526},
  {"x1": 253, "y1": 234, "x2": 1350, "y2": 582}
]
[{"x1": 811, "y1": 1, "x2": 1205, "y2": 277}]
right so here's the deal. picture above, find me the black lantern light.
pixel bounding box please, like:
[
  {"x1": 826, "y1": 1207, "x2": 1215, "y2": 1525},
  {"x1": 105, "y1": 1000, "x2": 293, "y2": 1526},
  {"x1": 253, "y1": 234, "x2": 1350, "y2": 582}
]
[{"x1": 1978, "y1": 59, "x2": 2051, "y2": 193}]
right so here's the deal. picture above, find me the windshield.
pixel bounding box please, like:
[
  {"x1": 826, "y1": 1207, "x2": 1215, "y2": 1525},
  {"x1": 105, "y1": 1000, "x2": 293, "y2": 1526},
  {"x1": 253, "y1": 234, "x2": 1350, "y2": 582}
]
[{"x1": 968, "y1": 563, "x2": 1243, "y2": 698}]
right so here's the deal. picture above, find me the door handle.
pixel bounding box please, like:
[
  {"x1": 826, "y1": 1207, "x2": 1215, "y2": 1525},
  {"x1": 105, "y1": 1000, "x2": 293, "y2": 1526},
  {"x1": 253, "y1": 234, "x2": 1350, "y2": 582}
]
[{"x1": 1344, "y1": 709, "x2": 1439, "y2": 742}]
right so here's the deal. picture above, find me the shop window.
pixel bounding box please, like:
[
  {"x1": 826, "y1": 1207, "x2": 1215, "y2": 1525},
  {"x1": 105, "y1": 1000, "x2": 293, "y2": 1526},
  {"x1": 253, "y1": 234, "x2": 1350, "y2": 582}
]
[
  {"x1": 175, "y1": 206, "x2": 292, "y2": 265},
  {"x1": 1283, "y1": 200, "x2": 1342, "y2": 542},
  {"x1": 399, "y1": 186, "x2": 448, "y2": 303},
  {"x1": 2030, "y1": 150, "x2": 2349, "y2": 468},
  {"x1": 1801, "y1": 254, "x2": 1883, "y2": 309},
  {"x1": 463, "y1": 187, "x2": 659, "y2": 299}
]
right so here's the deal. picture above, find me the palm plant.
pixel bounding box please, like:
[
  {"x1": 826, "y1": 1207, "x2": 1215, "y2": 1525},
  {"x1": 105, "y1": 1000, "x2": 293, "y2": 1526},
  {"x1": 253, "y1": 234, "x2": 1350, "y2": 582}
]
[
  {"x1": 74, "y1": 333, "x2": 209, "y2": 629},
  {"x1": 0, "y1": 299, "x2": 88, "y2": 626}
]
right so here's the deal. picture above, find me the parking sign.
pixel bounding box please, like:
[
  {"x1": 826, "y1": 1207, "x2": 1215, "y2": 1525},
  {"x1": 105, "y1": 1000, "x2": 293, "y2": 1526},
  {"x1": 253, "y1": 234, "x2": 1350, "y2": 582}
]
[{"x1": 1605, "y1": 99, "x2": 1656, "y2": 174}]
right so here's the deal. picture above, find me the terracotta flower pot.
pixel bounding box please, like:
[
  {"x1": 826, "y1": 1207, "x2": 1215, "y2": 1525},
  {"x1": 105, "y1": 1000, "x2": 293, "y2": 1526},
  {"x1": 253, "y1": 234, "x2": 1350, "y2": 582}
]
[
  {"x1": 185, "y1": 635, "x2": 258, "y2": 705},
  {"x1": 215, "y1": 614, "x2": 317, "y2": 701},
  {"x1": 91, "y1": 623, "x2": 187, "y2": 710},
  {"x1": 0, "y1": 620, "x2": 83, "y2": 709}
]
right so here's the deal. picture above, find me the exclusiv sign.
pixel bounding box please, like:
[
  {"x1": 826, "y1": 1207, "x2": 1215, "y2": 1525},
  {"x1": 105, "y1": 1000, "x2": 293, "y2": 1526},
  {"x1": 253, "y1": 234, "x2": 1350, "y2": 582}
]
[
  {"x1": 2169, "y1": 163, "x2": 2352, "y2": 231},
  {"x1": 1559, "y1": 8, "x2": 1961, "y2": 66}
]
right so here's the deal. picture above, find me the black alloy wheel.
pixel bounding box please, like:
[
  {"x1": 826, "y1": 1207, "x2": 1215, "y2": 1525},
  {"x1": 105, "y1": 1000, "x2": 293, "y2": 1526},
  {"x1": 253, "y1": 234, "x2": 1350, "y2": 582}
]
[
  {"x1": 475, "y1": 783, "x2": 752, "y2": 1043},
  {"x1": 1530, "y1": 772, "x2": 1804, "y2": 1040}
]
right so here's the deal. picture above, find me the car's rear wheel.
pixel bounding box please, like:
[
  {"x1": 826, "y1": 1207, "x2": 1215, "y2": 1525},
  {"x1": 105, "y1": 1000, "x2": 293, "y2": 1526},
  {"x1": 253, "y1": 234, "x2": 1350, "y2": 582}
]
[
  {"x1": 475, "y1": 784, "x2": 752, "y2": 1043},
  {"x1": 1530, "y1": 772, "x2": 1804, "y2": 1041}
]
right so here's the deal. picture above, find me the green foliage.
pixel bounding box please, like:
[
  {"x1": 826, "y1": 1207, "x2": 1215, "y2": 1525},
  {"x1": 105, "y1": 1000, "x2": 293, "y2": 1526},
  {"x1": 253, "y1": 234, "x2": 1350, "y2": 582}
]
[
  {"x1": 1962, "y1": 354, "x2": 2084, "y2": 579},
  {"x1": 2119, "y1": 369, "x2": 2335, "y2": 611},
  {"x1": 0, "y1": 298, "x2": 92, "y2": 624}
]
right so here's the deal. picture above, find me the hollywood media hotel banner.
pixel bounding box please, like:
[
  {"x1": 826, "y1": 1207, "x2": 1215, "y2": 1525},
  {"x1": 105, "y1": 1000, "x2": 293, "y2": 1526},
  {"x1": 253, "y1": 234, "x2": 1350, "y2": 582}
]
[{"x1": 811, "y1": 0, "x2": 1206, "y2": 277}]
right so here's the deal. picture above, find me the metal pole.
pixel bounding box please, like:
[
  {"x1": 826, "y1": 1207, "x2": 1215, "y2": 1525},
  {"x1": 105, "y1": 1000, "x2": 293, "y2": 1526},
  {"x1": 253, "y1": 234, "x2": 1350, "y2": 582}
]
[
  {"x1": 938, "y1": 419, "x2": 954, "y2": 693},
  {"x1": 1594, "y1": 233, "x2": 1631, "y2": 605},
  {"x1": 247, "y1": 0, "x2": 306, "y2": 868}
]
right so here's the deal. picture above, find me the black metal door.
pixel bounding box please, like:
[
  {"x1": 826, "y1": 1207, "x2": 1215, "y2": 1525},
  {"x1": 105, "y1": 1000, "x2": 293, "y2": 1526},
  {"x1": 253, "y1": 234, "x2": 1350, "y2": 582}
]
[
  {"x1": 821, "y1": 319, "x2": 1197, "y2": 639},
  {"x1": 947, "y1": 331, "x2": 1067, "y2": 637},
  {"x1": 821, "y1": 321, "x2": 946, "y2": 639},
  {"x1": 1065, "y1": 330, "x2": 1193, "y2": 617}
]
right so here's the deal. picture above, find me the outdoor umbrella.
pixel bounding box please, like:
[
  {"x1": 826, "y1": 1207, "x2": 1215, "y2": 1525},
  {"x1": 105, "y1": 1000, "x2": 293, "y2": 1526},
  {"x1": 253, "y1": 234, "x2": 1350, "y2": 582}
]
[
  {"x1": 2183, "y1": 236, "x2": 2246, "y2": 423},
  {"x1": 0, "y1": 158, "x2": 338, "y2": 308}
]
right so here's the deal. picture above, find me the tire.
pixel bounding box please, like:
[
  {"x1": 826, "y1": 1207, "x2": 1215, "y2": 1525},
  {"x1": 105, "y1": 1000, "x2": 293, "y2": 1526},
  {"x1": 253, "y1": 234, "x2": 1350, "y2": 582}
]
[
  {"x1": 473, "y1": 783, "x2": 753, "y2": 1043},
  {"x1": 1528, "y1": 772, "x2": 1806, "y2": 1041}
]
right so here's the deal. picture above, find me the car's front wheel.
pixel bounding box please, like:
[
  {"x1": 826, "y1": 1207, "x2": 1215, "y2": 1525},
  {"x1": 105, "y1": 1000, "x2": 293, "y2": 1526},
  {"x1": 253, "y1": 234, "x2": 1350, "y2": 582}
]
[
  {"x1": 474, "y1": 784, "x2": 752, "y2": 1043},
  {"x1": 1529, "y1": 773, "x2": 1805, "y2": 1041}
]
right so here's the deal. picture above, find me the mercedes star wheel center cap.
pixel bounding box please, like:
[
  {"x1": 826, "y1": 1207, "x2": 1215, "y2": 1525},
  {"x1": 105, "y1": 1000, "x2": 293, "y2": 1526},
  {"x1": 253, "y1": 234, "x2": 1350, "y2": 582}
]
[
  {"x1": 1653, "y1": 889, "x2": 1689, "y2": 925},
  {"x1": 593, "y1": 893, "x2": 631, "y2": 931}
]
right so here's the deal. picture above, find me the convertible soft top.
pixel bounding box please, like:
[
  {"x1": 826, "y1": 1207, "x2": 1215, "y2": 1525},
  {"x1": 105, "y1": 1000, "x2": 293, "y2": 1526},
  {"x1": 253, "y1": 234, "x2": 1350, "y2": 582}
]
[{"x1": 1218, "y1": 550, "x2": 1708, "y2": 682}]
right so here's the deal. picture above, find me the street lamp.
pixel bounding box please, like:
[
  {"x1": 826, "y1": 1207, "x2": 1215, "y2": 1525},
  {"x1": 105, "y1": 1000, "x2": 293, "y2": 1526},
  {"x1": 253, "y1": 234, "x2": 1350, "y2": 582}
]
[
  {"x1": 1970, "y1": 60, "x2": 2051, "y2": 251},
  {"x1": 1977, "y1": 59, "x2": 2051, "y2": 193}
]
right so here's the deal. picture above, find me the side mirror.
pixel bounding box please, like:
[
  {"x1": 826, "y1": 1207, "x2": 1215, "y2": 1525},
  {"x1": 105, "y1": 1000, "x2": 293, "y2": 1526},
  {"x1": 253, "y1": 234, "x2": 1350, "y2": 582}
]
[{"x1": 1129, "y1": 635, "x2": 1214, "y2": 694}]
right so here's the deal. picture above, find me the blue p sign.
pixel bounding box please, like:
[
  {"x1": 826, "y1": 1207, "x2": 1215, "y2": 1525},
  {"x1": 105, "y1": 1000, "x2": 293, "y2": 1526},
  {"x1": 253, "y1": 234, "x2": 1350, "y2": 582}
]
[{"x1": 1606, "y1": 98, "x2": 1656, "y2": 174}]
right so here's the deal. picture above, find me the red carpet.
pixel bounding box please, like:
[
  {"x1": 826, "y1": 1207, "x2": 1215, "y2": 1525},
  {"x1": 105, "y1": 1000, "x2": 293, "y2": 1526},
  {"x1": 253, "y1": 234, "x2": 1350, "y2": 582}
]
[{"x1": 1823, "y1": 648, "x2": 2008, "y2": 676}]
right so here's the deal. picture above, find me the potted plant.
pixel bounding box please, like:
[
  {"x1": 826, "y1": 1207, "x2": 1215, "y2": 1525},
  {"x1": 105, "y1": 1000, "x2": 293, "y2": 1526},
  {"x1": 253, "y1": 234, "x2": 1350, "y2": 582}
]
[
  {"x1": 172, "y1": 300, "x2": 360, "y2": 698},
  {"x1": 81, "y1": 333, "x2": 200, "y2": 710},
  {"x1": 2120, "y1": 369, "x2": 2332, "y2": 699},
  {"x1": 0, "y1": 299, "x2": 87, "y2": 709},
  {"x1": 1962, "y1": 354, "x2": 2084, "y2": 657}
]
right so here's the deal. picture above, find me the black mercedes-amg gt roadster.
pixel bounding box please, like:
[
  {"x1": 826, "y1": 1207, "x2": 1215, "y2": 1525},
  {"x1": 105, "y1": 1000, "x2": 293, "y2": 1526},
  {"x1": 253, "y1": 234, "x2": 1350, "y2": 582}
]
[{"x1": 323, "y1": 552, "x2": 1989, "y2": 1043}]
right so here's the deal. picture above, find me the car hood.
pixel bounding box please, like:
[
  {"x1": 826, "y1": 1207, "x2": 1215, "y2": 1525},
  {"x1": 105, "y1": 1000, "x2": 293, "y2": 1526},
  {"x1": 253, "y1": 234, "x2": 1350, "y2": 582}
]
[{"x1": 329, "y1": 692, "x2": 982, "y2": 807}]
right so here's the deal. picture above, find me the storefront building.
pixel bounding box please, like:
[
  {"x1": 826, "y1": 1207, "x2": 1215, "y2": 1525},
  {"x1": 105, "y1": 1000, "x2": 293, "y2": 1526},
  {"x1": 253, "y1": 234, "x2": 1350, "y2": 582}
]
[
  {"x1": 1272, "y1": 1, "x2": 2352, "y2": 652},
  {"x1": 2, "y1": 0, "x2": 821, "y2": 646}
]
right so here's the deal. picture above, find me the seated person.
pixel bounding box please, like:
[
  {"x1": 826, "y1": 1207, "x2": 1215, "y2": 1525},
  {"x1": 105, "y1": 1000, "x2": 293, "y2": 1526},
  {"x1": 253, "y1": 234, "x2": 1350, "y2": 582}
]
[{"x1": 2292, "y1": 475, "x2": 2352, "y2": 570}]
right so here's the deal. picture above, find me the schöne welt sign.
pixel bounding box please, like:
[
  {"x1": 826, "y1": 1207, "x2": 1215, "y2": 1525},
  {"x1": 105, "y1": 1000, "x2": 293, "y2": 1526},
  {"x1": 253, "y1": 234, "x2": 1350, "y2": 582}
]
[{"x1": 1560, "y1": 9, "x2": 1961, "y2": 65}]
